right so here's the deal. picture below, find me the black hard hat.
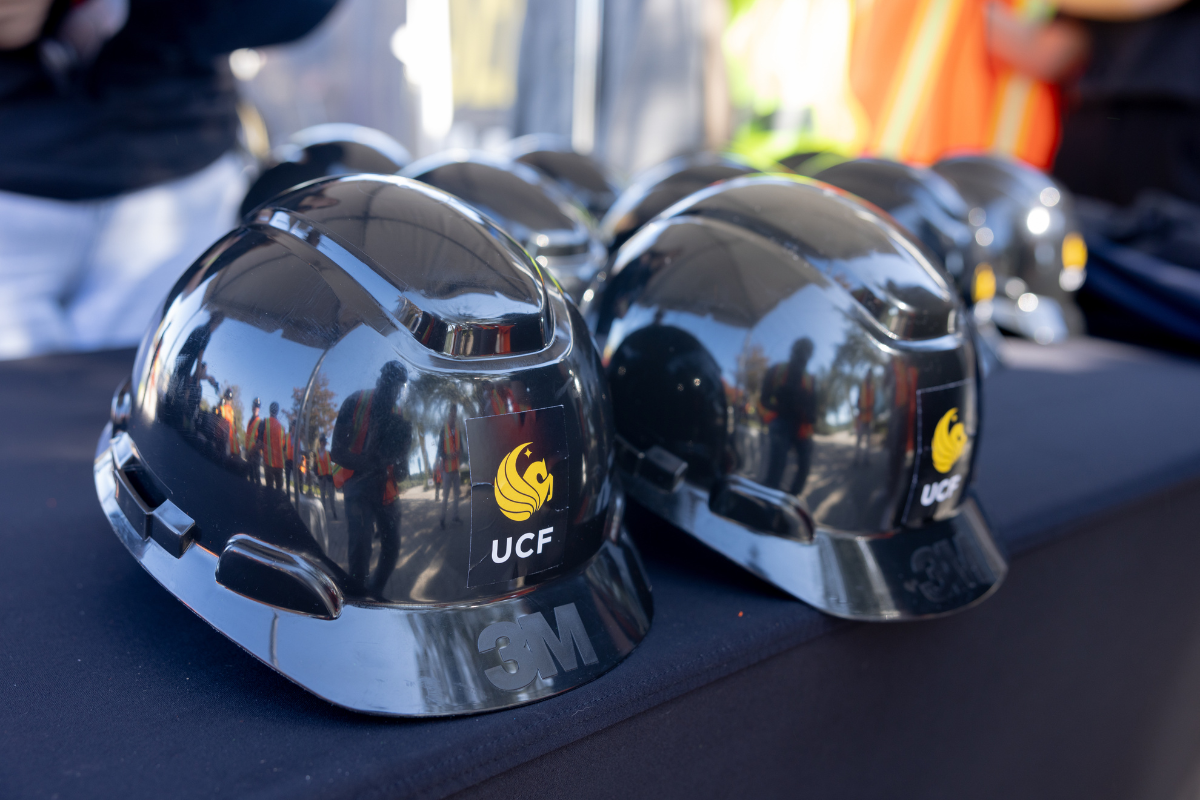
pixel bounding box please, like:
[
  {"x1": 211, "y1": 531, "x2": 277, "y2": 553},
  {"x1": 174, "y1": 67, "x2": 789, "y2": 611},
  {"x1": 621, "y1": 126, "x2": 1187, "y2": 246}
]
[
  {"x1": 598, "y1": 153, "x2": 758, "y2": 254},
  {"x1": 96, "y1": 175, "x2": 651, "y2": 716},
  {"x1": 814, "y1": 158, "x2": 976, "y2": 285},
  {"x1": 401, "y1": 151, "x2": 606, "y2": 303},
  {"x1": 240, "y1": 123, "x2": 413, "y2": 218},
  {"x1": 508, "y1": 134, "x2": 619, "y2": 220},
  {"x1": 933, "y1": 155, "x2": 1087, "y2": 344},
  {"x1": 586, "y1": 174, "x2": 1005, "y2": 620},
  {"x1": 778, "y1": 150, "x2": 847, "y2": 176}
]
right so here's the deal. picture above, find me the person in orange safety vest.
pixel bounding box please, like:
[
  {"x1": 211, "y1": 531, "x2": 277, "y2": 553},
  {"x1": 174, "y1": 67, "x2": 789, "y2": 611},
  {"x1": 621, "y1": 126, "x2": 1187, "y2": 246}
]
[
  {"x1": 849, "y1": 0, "x2": 1088, "y2": 169},
  {"x1": 244, "y1": 397, "x2": 262, "y2": 483},
  {"x1": 761, "y1": 338, "x2": 817, "y2": 496},
  {"x1": 438, "y1": 404, "x2": 463, "y2": 530},
  {"x1": 216, "y1": 388, "x2": 238, "y2": 459},
  {"x1": 315, "y1": 434, "x2": 337, "y2": 520},
  {"x1": 330, "y1": 361, "x2": 411, "y2": 597},
  {"x1": 256, "y1": 401, "x2": 287, "y2": 493}
]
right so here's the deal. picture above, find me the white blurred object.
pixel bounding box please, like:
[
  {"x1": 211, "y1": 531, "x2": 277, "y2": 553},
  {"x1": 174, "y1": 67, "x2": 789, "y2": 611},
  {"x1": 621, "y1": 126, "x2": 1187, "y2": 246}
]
[
  {"x1": 988, "y1": 293, "x2": 1070, "y2": 345},
  {"x1": 229, "y1": 49, "x2": 265, "y2": 81},
  {"x1": 392, "y1": 0, "x2": 455, "y2": 148},
  {"x1": 0, "y1": 153, "x2": 249, "y2": 360}
]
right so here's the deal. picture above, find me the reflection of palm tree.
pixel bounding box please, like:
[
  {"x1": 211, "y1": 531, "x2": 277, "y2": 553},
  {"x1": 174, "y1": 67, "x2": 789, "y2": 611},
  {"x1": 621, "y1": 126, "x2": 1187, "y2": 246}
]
[{"x1": 292, "y1": 371, "x2": 338, "y2": 456}]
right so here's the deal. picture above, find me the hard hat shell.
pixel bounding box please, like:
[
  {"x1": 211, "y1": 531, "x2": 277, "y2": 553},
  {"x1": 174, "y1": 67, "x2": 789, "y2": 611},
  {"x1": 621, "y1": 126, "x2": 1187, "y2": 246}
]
[
  {"x1": 586, "y1": 174, "x2": 1005, "y2": 620},
  {"x1": 933, "y1": 155, "x2": 1087, "y2": 343},
  {"x1": 815, "y1": 158, "x2": 977, "y2": 288},
  {"x1": 598, "y1": 153, "x2": 757, "y2": 254},
  {"x1": 401, "y1": 151, "x2": 606, "y2": 304},
  {"x1": 239, "y1": 123, "x2": 413, "y2": 218},
  {"x1": 778, "y1": 150, "x2": 848, "y2": 176},
  {"x1": 95, "y1": 175, "x2": 651, "y2": 716},
  {"x1": 508, "y1": 134, "x2": 619, "y2": 220}
]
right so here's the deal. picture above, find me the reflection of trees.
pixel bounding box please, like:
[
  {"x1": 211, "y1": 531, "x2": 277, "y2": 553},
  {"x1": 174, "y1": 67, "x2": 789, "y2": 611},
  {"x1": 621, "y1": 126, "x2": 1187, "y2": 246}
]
[
  {"x1": 819, "y1": 330, "x2": 885, "y2": 433},
  {"x1": 292, "y1": 372, "x2": 338, "y2": 451},
  {"x1": 735, "y1": 343, "x2": 770, "y2": 420},
  {"x1": 405, "y1": 372, "x2": 474, "y2": 468}
]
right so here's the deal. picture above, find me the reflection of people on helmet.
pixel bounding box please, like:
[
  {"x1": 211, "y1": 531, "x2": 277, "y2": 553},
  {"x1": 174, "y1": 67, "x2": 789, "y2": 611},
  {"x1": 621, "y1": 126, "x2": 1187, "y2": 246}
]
[
  {"x1": 245, "y1": 398, "x2": 262, "y2": 484},
  {"x1": 331, "y1": 362, "x2": 411, "y2": 597},
  {"x1": 438, "y1": 404, "x2": 463, "y2": 529},
  {"x1": 762, "y1": 338, "x2": 817, "y2": 496},
  {"x1": 481, "y1": 380, "x2": 515, "y2": 418},
  {"x1": 854, "y1": 371, "x2": 876, "y2": 465},
  {"x1": 315, "y1": 434, "x2": 337, "y2": 521},
  {"x1": 283, "y1": 423, "x2": 297, "y2": 499},
  {"x1": 216, "y1": 387, "x2": 238, "y2": 460},
  {"x1": 256, "y1": 401, "x2": 287, "y2": 493}
]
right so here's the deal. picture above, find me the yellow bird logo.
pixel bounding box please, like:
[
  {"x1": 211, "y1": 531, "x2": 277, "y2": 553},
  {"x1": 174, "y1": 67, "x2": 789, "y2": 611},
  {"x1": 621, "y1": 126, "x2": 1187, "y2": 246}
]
[
  {"x1": 932, "y1": 408, "x2": 967, "y2": 473},
  {"x1": 494, "y1": 442, "x2": 553, "y2": 521}
]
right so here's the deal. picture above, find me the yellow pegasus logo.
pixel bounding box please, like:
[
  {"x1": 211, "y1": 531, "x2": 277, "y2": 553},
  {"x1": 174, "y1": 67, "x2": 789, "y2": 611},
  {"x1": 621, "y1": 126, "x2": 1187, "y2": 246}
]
[
  {"x1": 495, "y1": 442, "x2": 553, "y2": 521},
  {"x1": 932, "y1": 408, "x2": 968, "y2": 473}
]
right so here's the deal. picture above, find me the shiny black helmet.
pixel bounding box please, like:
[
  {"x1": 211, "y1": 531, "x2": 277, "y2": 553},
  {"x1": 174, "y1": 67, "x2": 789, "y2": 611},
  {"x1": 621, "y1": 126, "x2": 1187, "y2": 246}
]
[
  {"x1": 814, "y1": 158, "x2": 977, "y2": 286},
  {"x1": 401, "y1": 151, "x2": 606, "y2": 303},
  {"x1": 95, "y1": 175, "x2": 650, "y2": 716},
  {"x1": 933, "y1": 155, "x2": 1087, "y2": 344},
  {"x1": 598, "y1": 153, "x2": 757, "y2": 254},
  {"x1": 239, "y1": 123, "x2": 413, "y2": 218},
  {"x1": 778, "y1": 150, "x2": 847, "y2": 176},
  {"x1": 586, "y1": 174, "x2": 1005, "y2": 620},
  {"x1": 508, "y1": 134, "x2": 619, "y2": 220}
]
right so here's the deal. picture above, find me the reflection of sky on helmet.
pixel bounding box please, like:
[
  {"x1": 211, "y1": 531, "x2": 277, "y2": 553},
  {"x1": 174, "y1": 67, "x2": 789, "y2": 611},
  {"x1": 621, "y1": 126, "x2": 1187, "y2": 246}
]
[
  {"x1": 200, "y1": 316, "x2": 324, "y2": 424},
  {"x1": 616, "y1": 286, "x2": 852, "y2": 390}
]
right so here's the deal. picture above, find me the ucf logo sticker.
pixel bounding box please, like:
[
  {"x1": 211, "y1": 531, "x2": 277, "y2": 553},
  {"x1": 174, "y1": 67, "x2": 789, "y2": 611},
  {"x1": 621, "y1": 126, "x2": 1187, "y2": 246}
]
[
  {"x1": 903, "y1": 381, "x2": 974, "y2": 525},
  {"x1": 465, "y1": 406, "x2": 569, "y2": 588},
  {"x1": 495, "y1": 443, "x2": 553, "y2": 521}
]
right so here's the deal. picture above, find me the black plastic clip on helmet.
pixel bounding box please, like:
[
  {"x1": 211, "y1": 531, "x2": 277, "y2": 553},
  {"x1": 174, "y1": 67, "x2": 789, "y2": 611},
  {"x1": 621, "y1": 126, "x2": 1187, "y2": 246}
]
[
  {"x1": 586, "y1": 174, "x2": 1006, "y2": 620},
  {"x1": 95, "y1": 174, "x2": 651, "y2": 716}
]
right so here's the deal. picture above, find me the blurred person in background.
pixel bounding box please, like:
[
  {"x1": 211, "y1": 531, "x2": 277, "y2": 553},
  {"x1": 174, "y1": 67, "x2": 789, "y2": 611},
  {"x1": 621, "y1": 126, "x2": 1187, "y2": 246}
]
[
  {"x1": 1051, "y1": 0, "x2": 1200, "y2": 206},
  {"x1": 0, "y1": 0, "x2": 337, "y2": 360}
]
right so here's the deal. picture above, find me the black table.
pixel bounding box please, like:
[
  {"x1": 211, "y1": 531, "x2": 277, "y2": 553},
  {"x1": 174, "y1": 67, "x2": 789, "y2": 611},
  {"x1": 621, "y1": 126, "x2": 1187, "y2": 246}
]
[{"x1": 5, "y1": 338, "x2": 1200, "y2": 800}]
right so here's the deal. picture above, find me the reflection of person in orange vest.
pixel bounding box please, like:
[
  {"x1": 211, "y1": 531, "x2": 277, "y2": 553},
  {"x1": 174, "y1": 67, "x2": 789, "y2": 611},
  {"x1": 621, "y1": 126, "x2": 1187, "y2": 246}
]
[
  {"x1": 854, "y1": 372, "x2": 876, "y2": 464},
  {"x1": 216, "y1": 388, "x2": 239, "y2": 459},
  {"x1": 330, "y1": 362, "x2": 411, "y2": 597},
  {"x1": 481, "y1": 380, "x2": 514, "y2": 417},
  {"x1": 283, "y1": 425, "x2": 296, "y2": 497},
  {"x1": 255, "y1": 401, "x2": 287, "y2": 493},
  {"x1": 438, "y1": 405, "x2": 463, "y2": 529},
  {"x1": 762, "y1": 338, "x2": 817, "y2": 496},
  {"x1": 244, "y1": 397, "x2": 262, "y2": 483},
  {"x1": 849, "y1": 0, "x2": 1088, "y2": 169},
  {"x1": 315, "y1": 434, "x2": 337, "y2": 520}
]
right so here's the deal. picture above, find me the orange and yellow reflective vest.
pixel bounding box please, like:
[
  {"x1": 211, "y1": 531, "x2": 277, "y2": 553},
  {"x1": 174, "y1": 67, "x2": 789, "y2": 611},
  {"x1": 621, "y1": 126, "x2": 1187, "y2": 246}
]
[
  {"x1": 217, "y1": 402, "x2": 238, "y2": 455},
  {"x1": 440, "y1": 422, "x2": 461, "y2": 473},
  {"x1": 261, "y1": 417, "x2": 286, "y2": 469},
  {"x1": 850, "y1": 0, "x2": 1059, "y2": 168},
  {"x1": 338, "y1": 391, "x2": 401, "y2": 504}
]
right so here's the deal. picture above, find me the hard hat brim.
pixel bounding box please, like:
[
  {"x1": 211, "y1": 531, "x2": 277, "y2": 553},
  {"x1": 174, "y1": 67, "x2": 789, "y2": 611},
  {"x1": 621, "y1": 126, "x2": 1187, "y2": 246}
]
[
  {"x1": 624, "y1": 470, "x2": 1005, "y2": 621},
  {"x1": 94, "y1": 425, "x2": 653, "y2": 716}
]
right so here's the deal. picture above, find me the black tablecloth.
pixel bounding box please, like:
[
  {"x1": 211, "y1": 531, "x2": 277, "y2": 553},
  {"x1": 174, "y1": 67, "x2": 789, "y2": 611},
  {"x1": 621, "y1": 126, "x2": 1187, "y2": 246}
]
[{"x1": 4, "y1": 339, "x2": 1200, "y2": 800}]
